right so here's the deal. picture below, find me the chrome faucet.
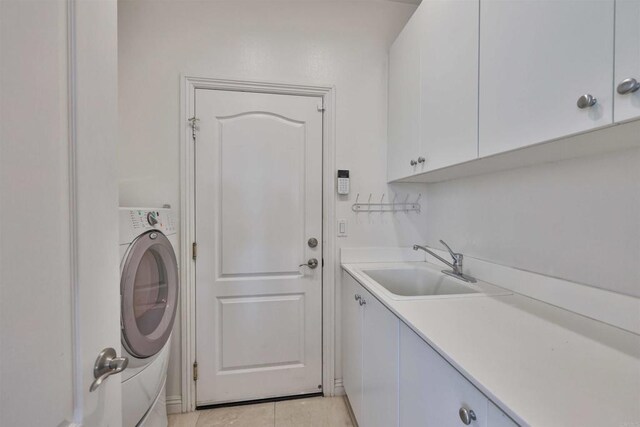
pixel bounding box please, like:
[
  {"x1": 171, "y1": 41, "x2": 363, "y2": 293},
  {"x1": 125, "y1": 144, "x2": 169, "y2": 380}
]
[{"x1": 413, "y1": 240, "x2": 477, "y2": 283}]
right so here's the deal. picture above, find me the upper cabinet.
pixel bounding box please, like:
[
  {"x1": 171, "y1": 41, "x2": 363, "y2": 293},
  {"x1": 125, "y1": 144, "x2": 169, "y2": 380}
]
[
  {"x1": 388, "y1": 1, "x2": 479, "y2": 181},
  {"x1": 420, "y1": 0, "x2": 479, "y2": 171},
  {"x1": 479, "y1": 0, "x2": 614, "y2": 157},
  {"x1": 615, "y1": 0, "x2": 640, "y2": 122},
  {"x1": 388, "y1": 0, "x2": 640, "y2": 183},
  {"x1": 388, "y1": 7, "x2": 423, "y2": 182}
]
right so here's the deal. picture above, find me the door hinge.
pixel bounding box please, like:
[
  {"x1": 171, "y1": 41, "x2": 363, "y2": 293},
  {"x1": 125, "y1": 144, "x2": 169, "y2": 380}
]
[
  {"x1": 188, "y1": 116, "x2": 200, "y2": 140},
  {"x1": 192, "y1": 242, "x2": 198, "y2": 260},
  {"x1": 193, "y1": 361, "x2": 198, "y2": 381},
  {"x1": 317, "y1": 101, "x2": 325, "y2": 112}
]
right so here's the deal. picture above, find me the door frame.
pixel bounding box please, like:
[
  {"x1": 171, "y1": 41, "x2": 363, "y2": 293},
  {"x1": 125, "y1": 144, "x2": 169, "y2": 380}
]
[{"x1": 179, "y1": 76, "x2": 337, "y2": 412}]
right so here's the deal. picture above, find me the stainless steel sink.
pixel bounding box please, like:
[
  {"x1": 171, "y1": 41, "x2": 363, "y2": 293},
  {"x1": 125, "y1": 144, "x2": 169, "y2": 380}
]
[{"x1": 363, "y1": 267, "x2": 479, "y2": 298}]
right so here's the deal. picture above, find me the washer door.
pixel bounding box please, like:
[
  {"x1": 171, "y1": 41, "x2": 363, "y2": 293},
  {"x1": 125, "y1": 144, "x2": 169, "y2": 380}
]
[{"x1": 121, "y1": 230, "x2": 178, "y2": 358}]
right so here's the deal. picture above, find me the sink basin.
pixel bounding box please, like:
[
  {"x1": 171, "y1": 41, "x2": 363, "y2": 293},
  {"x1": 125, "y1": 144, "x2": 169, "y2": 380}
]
[{"x1": 362, "y1": 267, "x2": 479, "y2": 298}]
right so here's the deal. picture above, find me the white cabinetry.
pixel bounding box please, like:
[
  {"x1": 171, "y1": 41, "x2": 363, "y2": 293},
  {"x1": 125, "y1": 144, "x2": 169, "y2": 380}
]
[
  {"x1": 488, "y1": 401, "x2": 518, "y2": 427},
  {"x1": 419, "y1": 0, "x2": 478, "y2": 171},
  {"x1": 361, "y1": 284, "x2": 399, "y2": 427},
  {"x1": 614, "y1": 0, "x2": 640, "y2": 122},
  {"x1": 342, "y1": 271, "x2": 364, "y2": 421},
  {"x1": 342, "y1": 271, "x2": 518, "y2": 426},
  {"x1": 387, "y1": 0, "x2": 640, "y2": 183},
  {"x1": 388, "y1": 0, "x2": 479, "y2": 180},
  {"x1": 388, "y1": 7, "x2": 423, "y2": 181},
  {"x1": 399, "y1": 323, "x2": 517, "y2": 427},
  {"x1": 342, "y1": 273, "x2": 399, "y2": 427},
  {"x1": 479, "y1": 0, "x2": 614, "y2": 156}
]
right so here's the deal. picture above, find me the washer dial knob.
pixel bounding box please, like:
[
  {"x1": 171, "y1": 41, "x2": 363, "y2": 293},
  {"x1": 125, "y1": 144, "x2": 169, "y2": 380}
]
[{"x1": 147, "y1": 212, "x2": 158, "y2": 226}]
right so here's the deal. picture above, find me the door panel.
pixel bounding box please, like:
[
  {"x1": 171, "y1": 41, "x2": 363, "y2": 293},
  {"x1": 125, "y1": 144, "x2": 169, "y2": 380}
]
[
  {"x1": 614, "y1": 0, "x2": 640, "y2": 122},
  {"x1": 479, "y1": 0, "x2": 614, "y2": 156},
  {"x1": 219, "y1": 113, "x2": 305, "y2": 275},
  {"x1": 218, "y1": 294, "x2": 305, "y2": 371},
  {"x1": 195, "y1": 89, "x2": 323, "y2": 405}
]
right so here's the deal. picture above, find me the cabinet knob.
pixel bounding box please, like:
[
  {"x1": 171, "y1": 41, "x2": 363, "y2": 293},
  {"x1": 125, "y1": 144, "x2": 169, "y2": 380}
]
[
  {"x1": 354, "y1": 294, "x2": 361, "y2": 302},
  {"x1": 617, "y1": 78, "x2": 640, "y2": 95},
  {"x1": 459, "y1": 407, "x2": 477, "y2": 425},
  {"x1": 417, "y1": 156, "x2": 426, "y2": 164},
  {"x1": 410, "y1": 159, "x2": 418, "y2": 166},
  {"x1": 359, "y1": 298, "x2": 366, "y2": 306},
  {"x1": 576, "y1": 94, "x2": 597, "y2": 109}
]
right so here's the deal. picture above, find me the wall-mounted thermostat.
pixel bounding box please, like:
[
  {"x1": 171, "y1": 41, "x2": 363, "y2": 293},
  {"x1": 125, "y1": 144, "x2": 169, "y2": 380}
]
[{"x1": 337, "y1": 170, "x2": 350, "y2": 195}]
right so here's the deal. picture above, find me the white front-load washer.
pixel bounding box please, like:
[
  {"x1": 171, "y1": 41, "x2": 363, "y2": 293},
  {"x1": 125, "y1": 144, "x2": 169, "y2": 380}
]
[{"x1": 119, "y1": 207, "x2": 179, "y2": 427}]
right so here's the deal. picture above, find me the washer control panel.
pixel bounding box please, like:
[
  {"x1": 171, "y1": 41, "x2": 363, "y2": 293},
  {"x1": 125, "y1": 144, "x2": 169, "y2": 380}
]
[{"x1": 120, "y1": 208, "x2": 177, "y2": 242}]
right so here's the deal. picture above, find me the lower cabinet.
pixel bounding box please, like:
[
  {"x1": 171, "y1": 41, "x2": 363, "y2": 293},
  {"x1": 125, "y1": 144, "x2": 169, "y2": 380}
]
[
  {"x1": 342, "y1": 273, "x2": 399, "y2": 427},
  {"x1": 400, "y1": 323, "x2": 517, "y2": 426},
  {"x1": 343, "y1": 271, "x2": 518, "y2": 427},
  {"x1": 342, "y1": 272, "x2": 364, "y2": 421}
]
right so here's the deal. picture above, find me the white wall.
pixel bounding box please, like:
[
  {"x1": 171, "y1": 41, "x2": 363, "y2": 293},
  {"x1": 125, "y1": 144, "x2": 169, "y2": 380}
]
[
  {"x1": 424, "y1": 147, "x2": 640, "y2": 298},
  {"x1": 118, "y1": 0, "x2": 426, "y2": 403}
]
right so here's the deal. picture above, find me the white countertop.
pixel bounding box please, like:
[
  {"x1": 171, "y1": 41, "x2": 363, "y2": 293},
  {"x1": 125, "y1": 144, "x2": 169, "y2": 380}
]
[{"x1": 342, "y1": 261, "x2": 640, "y2": 427}]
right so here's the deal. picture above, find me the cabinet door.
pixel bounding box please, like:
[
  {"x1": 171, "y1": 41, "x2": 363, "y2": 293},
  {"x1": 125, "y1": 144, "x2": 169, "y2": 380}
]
[
  {"x1": 479, "y1": 0, "x2": 614, "y2": 157},
  {"x1": 420, "y1": 0, "x2": 478, "y2": 171},
  {"x1": 488, "y1": 401, "x2": 519, "y2": 427},
  {"x1": 341, "y1": 273, "x2": 363, "y2": 421},
  {"x1": 614, "y1": 0, "x2": 640, "y2": 122},
  {"x1": 388, "y1": 7, "x2": 423, "y2": 181},
  {"x1": 361, "y1": 288, "x2": 399, "y2": 427},
  {"x1": 399, "y1": 323, "x2": 487, "y2": 427}
]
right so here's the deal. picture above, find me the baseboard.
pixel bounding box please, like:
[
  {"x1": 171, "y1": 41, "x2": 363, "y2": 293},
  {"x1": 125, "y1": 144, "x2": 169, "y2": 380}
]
[
  {"x1": 166, "y1": 395, "x2": 183, "y2": 415},
  {"x1": 333, "y1": 378, "x2": 345, "y2": 396},
  {"x1": 342, "y1": 394, "x2": 359, "y2": 427}
]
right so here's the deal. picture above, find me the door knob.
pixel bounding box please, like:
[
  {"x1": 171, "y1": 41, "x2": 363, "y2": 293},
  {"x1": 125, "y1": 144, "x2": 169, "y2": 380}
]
[
  {"x1": 299, "y1": 258, "x2": 319, "y2": 269},
  {"x1": 577, "y1": 94, "x2": 597, "y2": 109},
  {"x1": 617, "y1": 78, "x2": 640, "y2": 95},
  {"x1": 90, "y1": 347, "x2": 128, "y2": 392},
  {"x1": 307, "y1": 237, "x2": 318, "y2": 248},
  {"x1": 459, "y1": 407, "x2": 477, "y2": 425}
]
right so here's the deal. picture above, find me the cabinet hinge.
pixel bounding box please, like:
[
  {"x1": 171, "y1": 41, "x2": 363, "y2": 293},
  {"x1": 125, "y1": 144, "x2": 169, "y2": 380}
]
[
  {"x1": 193, "y1": 361, "x2": 198, "y2": 381},
  {"x1": 192, "y1": 242, "x2": 198, "y2": 260},
  {"x1": 188, "y1": 116, "x2": 199, "y2": 141}
]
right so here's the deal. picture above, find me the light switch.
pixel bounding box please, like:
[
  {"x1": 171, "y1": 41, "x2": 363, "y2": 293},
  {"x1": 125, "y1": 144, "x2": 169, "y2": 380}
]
[{"x1": 337, "y1": 219, "x2": 347, "y2": 237}]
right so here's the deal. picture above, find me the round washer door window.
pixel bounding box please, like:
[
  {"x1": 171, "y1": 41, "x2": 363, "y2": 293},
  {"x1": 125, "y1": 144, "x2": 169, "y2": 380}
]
[{"x1": 121, "y1": 230, "x2": 179, "y2": 358}]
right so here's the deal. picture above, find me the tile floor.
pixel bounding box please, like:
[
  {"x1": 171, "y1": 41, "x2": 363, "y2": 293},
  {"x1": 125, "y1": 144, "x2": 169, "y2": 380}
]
[{"x1": 168, "y1": 396, "x2": 355, "y2": 427}]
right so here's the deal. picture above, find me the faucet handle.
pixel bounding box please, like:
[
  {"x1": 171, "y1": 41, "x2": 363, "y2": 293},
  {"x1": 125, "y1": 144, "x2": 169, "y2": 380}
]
[{"x1": 439, "y1": 240, "x2": 457, "y2": 257}]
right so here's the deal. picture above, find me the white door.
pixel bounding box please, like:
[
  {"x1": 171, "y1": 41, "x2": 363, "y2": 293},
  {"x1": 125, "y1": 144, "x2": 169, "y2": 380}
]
[
  {"x1": 479, "y1": 0, "x2": 614, "y2": 157},
  {"x1": 420, "y1": 0, "x2": 479, "y2": 172},
  {"x1": 614, "y1": 0, "x2": 640, "y2": 122},
  {"x1": 388, "y1": 6, "x2": 423, "y2": 181},
  {"x1": 195, "y1": 89, "x2": 323, "y2": 405},
  {"x1": 1, "y1": 0, "x2": 122, "y2": 425}
]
